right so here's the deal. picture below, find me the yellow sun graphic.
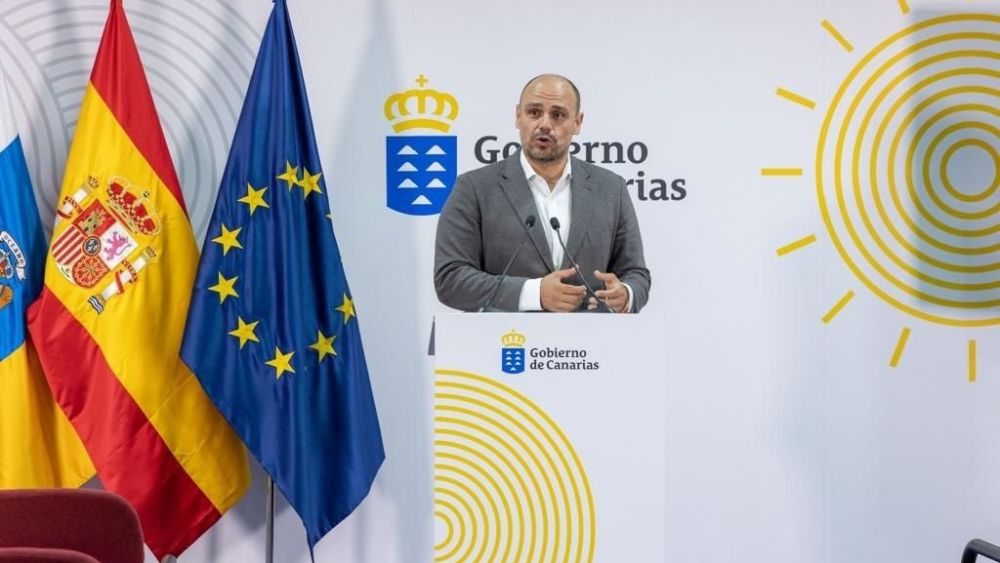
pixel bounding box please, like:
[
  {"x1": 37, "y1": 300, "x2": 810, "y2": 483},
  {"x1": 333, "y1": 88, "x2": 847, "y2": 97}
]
[
  {"x1": 433, "y1": 370, "x2": 596, "y2": 562},
  {"x1": 768, "y1": 5, "x2": 1000, "y2": 380}
]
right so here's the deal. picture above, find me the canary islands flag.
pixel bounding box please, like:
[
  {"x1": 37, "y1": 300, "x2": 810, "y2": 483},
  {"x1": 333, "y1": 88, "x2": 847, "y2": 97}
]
[
  {"x1": 26, "y1": 0, "x2": 249, "y2": 557},
  {"x1": 181, "y1": 0, "x2": 385, "y2": 550},
  {"x1": 0, "y1": 65, "x2": 94, "y2": 489}
]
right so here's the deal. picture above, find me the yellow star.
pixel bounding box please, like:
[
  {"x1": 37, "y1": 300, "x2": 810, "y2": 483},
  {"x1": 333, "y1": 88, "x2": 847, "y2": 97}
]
[
  {"x1": 238, "y1": 183, "x2": 270, "y2": 216},
  {"x1": 276, "y1": 161, "x2": 300, "y2": 190},
  {"x1": 227, "y1": 316, "x2": 260, "y2": 349},
  {"x1": 309, "y1": 331, "x2": 337, "y2": 361},
  {"x1": 212, "y1": 224, "x2": 243, "y2": 256},
  {"x1": 335, "y1": 293, "x2": 355, "y2": 324},
  {"x1": 299, "y1": 169, "x2": 323, "y2": 199},
  {"x1": 265, "y1": 347, "x2": 295, "y2": 379},
  {"x1": 208, "y1": 272, "x2": 239, "y2": 304}
]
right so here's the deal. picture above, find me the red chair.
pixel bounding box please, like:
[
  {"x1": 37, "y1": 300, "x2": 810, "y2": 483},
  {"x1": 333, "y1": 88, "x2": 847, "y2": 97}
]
[
  {"x1": 0, "y1": 489, "x2": 143, "y2": 563},
  {"x1": 0, "y1": 547, "x2": 99, "y2": 562}
]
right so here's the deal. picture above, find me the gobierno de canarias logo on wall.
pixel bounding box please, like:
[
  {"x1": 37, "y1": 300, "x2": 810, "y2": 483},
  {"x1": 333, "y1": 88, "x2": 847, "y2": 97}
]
[
  {"x1": 384, "y1": 75, "x2": 459, "y2": 216},
  {"x1": 769, "y1": 6, "x2": 1000, "y2": 379}
]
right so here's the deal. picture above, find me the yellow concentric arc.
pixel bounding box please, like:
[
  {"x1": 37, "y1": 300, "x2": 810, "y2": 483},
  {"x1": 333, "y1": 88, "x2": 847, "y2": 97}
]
[
  {"x1": 433, "y1": 369, "x2": 596, "y2": 563},
  {"x1": 923, "y1": 123, "x2": 1000, "y2": 216},
  {"x1": 838, "y1": 38, "x2": 1000, "y2": 302},
  {"x1": 816, "y1": 13, "x2": 1000, "y2": 326}
]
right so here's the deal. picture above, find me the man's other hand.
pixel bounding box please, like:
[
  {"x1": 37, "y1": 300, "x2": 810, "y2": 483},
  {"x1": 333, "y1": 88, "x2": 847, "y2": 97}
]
[
  {"x1": 591, "y1": 270, "x2": 628, "y2": 313},
  {"x1": 540, "y1": 268, "x2": 587, "y2": 312}
]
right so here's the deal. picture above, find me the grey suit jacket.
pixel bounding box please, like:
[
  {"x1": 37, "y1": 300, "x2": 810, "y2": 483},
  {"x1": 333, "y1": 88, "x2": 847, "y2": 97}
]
[{"x1": 434, "y1": 152, "x2": 651, "y2": 312}]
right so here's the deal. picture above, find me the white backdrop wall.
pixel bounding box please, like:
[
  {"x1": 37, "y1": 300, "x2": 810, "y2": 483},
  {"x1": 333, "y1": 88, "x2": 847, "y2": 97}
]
[{"x1": 3, "y1": 0, "x2": 1000, "y2": 561}]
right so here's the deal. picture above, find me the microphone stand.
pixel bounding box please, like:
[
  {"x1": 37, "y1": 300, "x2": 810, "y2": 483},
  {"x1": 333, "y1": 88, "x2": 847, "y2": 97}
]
[
  {"x1": 479, "y1": 215, "x2": 537, "y2": 312},
  {"x1": 549, "y1": 217, "x2": 613, "y2": 313}
]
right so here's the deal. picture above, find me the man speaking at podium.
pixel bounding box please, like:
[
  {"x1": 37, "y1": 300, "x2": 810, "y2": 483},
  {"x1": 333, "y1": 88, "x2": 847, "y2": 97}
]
[{"x1": 435, "y1": 74, "x2": 650, "y2": 313}]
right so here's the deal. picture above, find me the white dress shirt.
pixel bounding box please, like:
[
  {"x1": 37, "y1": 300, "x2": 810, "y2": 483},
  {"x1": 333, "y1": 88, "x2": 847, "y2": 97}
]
[{"x1": 518, "y1": 152, "x2": 571, "y2": 311}]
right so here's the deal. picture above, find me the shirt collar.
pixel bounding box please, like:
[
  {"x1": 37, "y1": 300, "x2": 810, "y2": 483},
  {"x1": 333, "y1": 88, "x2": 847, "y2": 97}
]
[{"x1": 519, "y1": 150, "x2": 571, "y2": 187}]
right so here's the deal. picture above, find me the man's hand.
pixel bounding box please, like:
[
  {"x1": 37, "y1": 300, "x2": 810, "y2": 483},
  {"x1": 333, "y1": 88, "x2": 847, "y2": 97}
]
[
  {"x1": 541, "y1": 268, "x2": 587, "y2": 312},
  {"x1": 591, "y1": 270, "x2": 628, "y2": 313}
]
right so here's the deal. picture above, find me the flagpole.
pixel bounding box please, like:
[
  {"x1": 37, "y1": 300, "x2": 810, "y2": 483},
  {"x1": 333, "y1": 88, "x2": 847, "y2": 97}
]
[{"x1": 265, "y1": 475, "x2": 275, "y2": 563}]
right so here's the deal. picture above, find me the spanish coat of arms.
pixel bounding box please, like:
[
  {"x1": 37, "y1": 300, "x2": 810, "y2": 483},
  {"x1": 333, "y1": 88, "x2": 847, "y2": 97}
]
[{"x1": 51, "y1": 175, "x2": 159, "y2": 313}]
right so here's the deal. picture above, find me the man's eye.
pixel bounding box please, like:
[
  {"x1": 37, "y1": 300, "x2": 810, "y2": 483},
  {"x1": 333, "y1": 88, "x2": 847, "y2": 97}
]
[
  {"x1": 528, "y1": 109, "x2": 541, "y2": 117},
  {"x1": 551, "y1": 112, "x2": 565, "y2": 120}
]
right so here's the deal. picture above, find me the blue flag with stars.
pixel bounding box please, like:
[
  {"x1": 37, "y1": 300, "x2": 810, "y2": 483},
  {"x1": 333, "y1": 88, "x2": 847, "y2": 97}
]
[{"x1": 180, "y1": 0, "x2": 384, "y2": 549}]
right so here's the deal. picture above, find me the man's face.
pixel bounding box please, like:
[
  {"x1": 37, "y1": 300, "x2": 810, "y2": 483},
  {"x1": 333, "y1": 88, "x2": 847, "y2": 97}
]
[{"x1": 515, "y1": 77, "x2": 583, "y2": 165}]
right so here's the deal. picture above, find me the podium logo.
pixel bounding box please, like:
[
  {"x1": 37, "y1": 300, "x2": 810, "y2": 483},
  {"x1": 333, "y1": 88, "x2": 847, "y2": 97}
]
[
  {"x1": 500, "y1": 329, "x2": 526, "y2": 374},
  {"x1": 384, "y1": 75, "x2": 459, "y2": 216},
  {"x1": 769, "y1": 11, "x2": 1000, "y2": 379}
]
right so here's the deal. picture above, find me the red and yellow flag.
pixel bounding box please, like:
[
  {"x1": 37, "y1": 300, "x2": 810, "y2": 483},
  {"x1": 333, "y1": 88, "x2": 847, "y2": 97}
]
[{"x1": 26, "y1": 0, "x2": 249, "y2": 557}]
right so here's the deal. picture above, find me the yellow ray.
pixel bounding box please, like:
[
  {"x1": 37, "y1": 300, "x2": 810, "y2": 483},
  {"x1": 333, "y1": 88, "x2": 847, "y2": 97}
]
[
  {"x1": 897, "y1": 0, "x2": 910, "y2": 14},
  {"x1": 821, "y1": 20, "x2": 854, "y2": 52},
  {"x1": 761, "y1": 168, "x2": 804, "y2": 176},
  {"x1": 776, "y1": 234, "x2": 817, "y2": 257},
  {"x1": 775, "y1": 87, "x2": 817, "y2": 110},
  {"x1": 969, "y1": 340, "x2": 977, "y2": 382},
  {"x1": 822, "y1": 290, "x2": 855, "y2": 323},
  {"x1": 889, "y1": 327, "x2": 911, "y2": 368}
]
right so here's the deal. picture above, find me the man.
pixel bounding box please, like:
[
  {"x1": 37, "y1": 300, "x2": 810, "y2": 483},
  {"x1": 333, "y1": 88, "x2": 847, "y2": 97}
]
[{"x1": 434, "y1": 74, "x2": 650, "y2": 312}]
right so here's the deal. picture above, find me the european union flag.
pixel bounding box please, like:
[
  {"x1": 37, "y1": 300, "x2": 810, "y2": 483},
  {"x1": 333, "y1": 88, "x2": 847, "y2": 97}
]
[{"x1": 180, "y1": 0, "x2": 384, "y2": 549}]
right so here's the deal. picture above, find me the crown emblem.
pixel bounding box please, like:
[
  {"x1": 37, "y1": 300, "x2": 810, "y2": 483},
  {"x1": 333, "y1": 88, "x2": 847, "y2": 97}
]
[
  {"x1": 501, "y1": 329, "x2": 526, "y2": 348},
  {"x1": 105, "y1": 176, "x2": 160, "y2": 236},
  {"x1": 384, "y1": 75, "x2": 459, "y2": 133}
]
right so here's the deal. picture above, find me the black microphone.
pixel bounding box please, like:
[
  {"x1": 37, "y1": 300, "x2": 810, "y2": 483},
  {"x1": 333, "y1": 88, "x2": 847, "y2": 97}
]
[
  {"x1": 479, "y1": 214, "x2": 537, "y2": 312},
  {"x1": 549, "y1": 217, "x2": 612, "y2": 313}
]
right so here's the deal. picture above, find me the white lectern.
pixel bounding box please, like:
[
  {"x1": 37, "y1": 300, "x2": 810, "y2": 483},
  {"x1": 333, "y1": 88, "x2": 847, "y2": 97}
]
[{"x1": 431, "y1": 313, "x2": 666, "y2": 562}]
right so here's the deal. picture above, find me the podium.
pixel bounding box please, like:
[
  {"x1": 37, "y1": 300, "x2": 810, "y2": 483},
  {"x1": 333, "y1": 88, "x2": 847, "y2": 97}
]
[{"x1": 431, "y1": 313, "x2": 666, "y2": 562}]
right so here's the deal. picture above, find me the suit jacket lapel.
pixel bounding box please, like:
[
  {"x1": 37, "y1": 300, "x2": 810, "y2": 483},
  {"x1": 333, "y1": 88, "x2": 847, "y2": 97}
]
[
  {"x1": 564, "y1": 158, "x2": 594, "y2": 269},
  {"x1": 500, "y1": 154, "x2": 555, "y2": 272}
]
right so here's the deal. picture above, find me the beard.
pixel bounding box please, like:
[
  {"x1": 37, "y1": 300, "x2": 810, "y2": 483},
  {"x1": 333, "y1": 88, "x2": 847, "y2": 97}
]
[{"x1": 523, "y1": 140, "x2": 565, "y2": 163}]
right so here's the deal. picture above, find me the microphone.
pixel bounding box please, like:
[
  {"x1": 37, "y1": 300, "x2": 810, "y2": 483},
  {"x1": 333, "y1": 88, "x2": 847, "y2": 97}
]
[
  {"x1": 549, "y1": 217, "x2": 612, "y2": 313},
  {"x1": 479, "y1": 214, "x2": 537, "y2": 312}
]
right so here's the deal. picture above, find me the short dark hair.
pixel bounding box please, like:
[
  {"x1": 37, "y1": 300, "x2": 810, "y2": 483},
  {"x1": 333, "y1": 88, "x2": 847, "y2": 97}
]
[{"x1": 520, "y1": 74, "x2": 581, "y2": 112}]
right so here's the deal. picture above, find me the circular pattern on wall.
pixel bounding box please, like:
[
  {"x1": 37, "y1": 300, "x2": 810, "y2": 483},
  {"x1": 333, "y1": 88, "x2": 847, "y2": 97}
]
[
  {"x1": 0, "y1": 0, "x2": 263, "y2": 241},
  {"x1": 817, "y1": 13, "x2": 1000, "y2": 326},
  {"x1": 434, "y1": 369, "x2": 596, "y2": 563}
]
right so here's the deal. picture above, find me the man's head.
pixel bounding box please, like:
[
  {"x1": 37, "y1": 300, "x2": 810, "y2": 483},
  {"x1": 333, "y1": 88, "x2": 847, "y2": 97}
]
[{"x1": 515, "y1": 74, "x2": 583, "y2": 166}]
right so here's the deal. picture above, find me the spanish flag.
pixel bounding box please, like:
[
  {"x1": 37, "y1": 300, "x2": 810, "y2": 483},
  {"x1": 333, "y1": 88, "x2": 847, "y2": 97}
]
[
  {"x1": 26, "y1": 0, "x2": 249, "y2": 557},
  {"x1": 0, "y1": 62, "x2": 93, "y2": 489}
]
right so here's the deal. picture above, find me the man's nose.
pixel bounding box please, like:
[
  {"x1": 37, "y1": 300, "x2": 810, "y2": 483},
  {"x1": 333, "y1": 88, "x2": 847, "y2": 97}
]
[{"x1": 538, "y1": 114, "x2": 552, "y2": 131}]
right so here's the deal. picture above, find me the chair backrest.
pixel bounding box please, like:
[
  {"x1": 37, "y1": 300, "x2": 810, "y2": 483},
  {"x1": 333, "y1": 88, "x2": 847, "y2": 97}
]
[
  {"x1": 0, "y1": 489, "x2": 144, "y2": 563},
  {"x1": 963, "y1": 539, "x2": 1000, "y2": 563},
  {"x1": 0, "y1": 547, "x2": 100, "y2": 563}
]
